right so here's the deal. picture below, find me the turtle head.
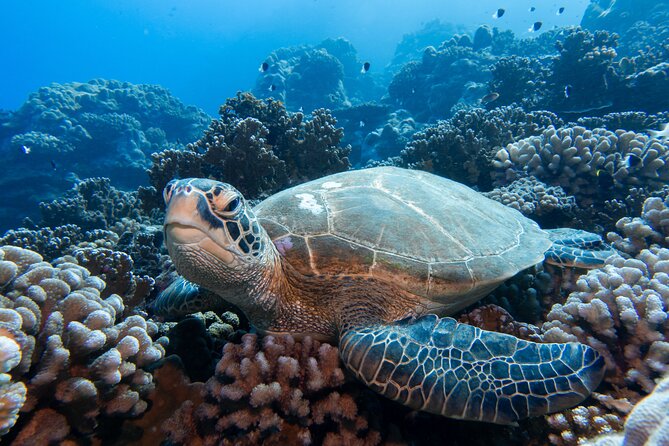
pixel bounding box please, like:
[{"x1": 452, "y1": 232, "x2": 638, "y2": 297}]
[{"x1": 162, "y1": 178, "x2": 274, "y2": 303}]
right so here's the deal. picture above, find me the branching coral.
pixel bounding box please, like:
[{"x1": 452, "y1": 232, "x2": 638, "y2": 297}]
[
  {"x1": 541, "y1": 247, "x2": 669, "y2": 393},
  {"x1": 400, "y1": 106, "x2": 561, "y2": 188},
  {"x1": 493, "y1": 126, "x2": 669, "y2": 206},
  {"x1": 0, "y1": 245, "x2": 165, "y2": 440},
  {"x1": 163, "y1": 333, "x2": 382, "y2": 446},
  {"x1": 485, "y1": 176, "x2": 576, "y2": 223},
  {"x1": 584, "y1": 373, "x2": 669, "y2": 446},
  {"x1": 144, "y1": 93, "x2": 350, "y2": 209},
  {"x1": 0, "y1": 225, "x2": 118, "y2": 262},
  {"x1": 608, "y1": 194, "x2": 669, "y2": 257}
]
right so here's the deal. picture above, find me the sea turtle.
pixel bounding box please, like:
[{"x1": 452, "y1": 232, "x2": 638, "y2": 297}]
[{"x1": 156, "y1": 166, "x2": 610, "y2": 425}]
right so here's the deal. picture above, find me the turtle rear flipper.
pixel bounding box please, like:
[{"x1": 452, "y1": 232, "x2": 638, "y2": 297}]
[
  {"x1": 545, "y1": 228, "x2": 617, "y2": 268},
  {"x1": 338, "y1": 314, "x2": 605, "y2": 425}
]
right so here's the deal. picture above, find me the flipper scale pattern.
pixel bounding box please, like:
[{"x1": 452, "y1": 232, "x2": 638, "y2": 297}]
[{"x1": 339, "y1": 315, "x2": 605, "y2": 424}]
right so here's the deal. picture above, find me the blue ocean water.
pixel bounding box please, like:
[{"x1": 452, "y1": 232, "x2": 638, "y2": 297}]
[
  {"x1": 1, "y1": 0, "x2": 669, "y2": 445},
  {"x1": 0, "y1": 0, "x2": 588, "y2": 113}
]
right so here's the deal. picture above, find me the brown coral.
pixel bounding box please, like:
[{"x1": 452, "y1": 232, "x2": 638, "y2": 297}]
[
  {"x1": 164, "y1": 333, "x2": 382, "y2": 446},
  {"x1": 0, "y1": 245, "x2": 164, "y2": 440}
]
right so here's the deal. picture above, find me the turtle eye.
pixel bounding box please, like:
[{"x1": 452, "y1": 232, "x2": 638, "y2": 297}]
[
  {"x1": 163, "y1": 180, "x2": 177, "y2": 205},
  {"x1": 211, "y1": 194, "x2": 242, "y2": 215},
  {"x1": 224, "y1": 197, "x2": 241, "y2": 213}
]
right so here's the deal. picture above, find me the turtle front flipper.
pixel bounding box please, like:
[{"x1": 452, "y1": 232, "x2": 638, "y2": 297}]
[
  {"x1": 151, "y1": 276, "x2": 214, "y2": 319},
  {"x1": 338, "y1": 314, "x2": 605, "y2": 425},
  {"x1": 545, "y1": 228, "x2": 617, "y2": 268}
]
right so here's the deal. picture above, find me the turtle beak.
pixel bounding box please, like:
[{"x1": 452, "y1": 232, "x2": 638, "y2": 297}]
[{"x1": 164, "y1": 189, "x2": 236, "y2": 265}]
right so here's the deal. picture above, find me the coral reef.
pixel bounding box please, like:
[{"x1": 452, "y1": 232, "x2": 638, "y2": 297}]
[
  {"x1": 362, "y1": 110, "x2": 420, "y2": 163},
  {"x1": 143, "y1": 92, "x2": 350, "y2": 208},
  {"x1": 388, "y1": 37, "x2": 495, "y2": 121},
  {"x1": 163, "y1": 333, "x2": 383, "y2": 445},
  {"x1": 34, "y1": 177, "x2": 147, "y2": 232},
  {"x1": 484, "y1": 177, "x2": 576, "y2": 225},
  {"x1": 400, "y1": 106, "x2": 561, "y2": 189},
  {"x1": 0, "y1": 245, "x2": 165, "y2": 441},
  {"x1": 541, "y1": 247, "x2": 669, "y2": 394},
  {"x1": 0, "y1": 79, "x2": 211, "y2": 230},
  {"x1": 608, "y1": 194, "x2": 669, "y2": 257},
  {"x1": 584, "y1": 373, "x2": 669, "y2": 446},
  {"x1": 489, "y1": 26, "x2": 669, "y2": 119},
  {"x1": 493, "y1": 126, "x2": 669, "y2": 209},
  {"x1": 387, "y1": 20, "x2": 466, "y2": 73},
  {"x1": 253, "y1": 38, "x2": 384, "y2": 112},
  {"x1": 0, "y1": 225, "x2": 118, "y2": 262}
]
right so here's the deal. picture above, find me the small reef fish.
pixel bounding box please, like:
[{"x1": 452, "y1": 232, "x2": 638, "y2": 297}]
[
  {"x1": 50, "y1": 160, "x2": 57, "y2": 170},
  {"x1": 529, "y1": 6, "x2": 536, "y2": 12},
  {"x1": 624, "y1": 154, "x2": 643, "y2": 168},
  {"x1": 360, "y1": 62, "x2": 371, "y2": 74},
  {"x1": 564, "y1": 85, "x2": 572, "y2": 98},
  {"x1": 359, "y1": 120, "x2": 366, "y2": 128},
  {"x1": 529, "y1": 21, "x2": 543, "y2": 32},
  {"x1": 556, "y1": 7, "x2": 565, "y2": 15},
  {"x1": 65, "y1": 172, "x2": 82, "y2": 184},
  {"x1": 298, "y1": 106, "x2": 303, "y2": 113},
  {"x1": 269, "y1": 84, "x2": 276, "y2": 92},
  {"x1": 259, "y1": 62, "x2": 269, "y2": 73},
  {"x1": 598, "y1": 0, "x2": 616, "y2": 18},
  {"x1": 21, "y1": 145, "x2": 31, "y2": 154},
  {"x1": 492, "y1": 8, "x2": 505, "y2": 19},
  {"x1": 596, "y1": 169, "x2": 614, "y2": 189},
  {"x1": 649, "y1": 123, "x2": 669, "y2": 141},
  {"x1": 481, "y1": 92, "x2": 500, "y2": 103}
]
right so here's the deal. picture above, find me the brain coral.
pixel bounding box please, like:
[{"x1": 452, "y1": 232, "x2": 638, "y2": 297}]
[{"x1": 0, "y1": 245, "x2": 165, "y2": 441}]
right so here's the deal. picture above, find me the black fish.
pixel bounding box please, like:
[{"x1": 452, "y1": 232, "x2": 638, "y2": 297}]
[
  {"x1": 269, "y1": 84, "x2": 276, "y2": 92},
  {"x1": 625, "y1": 154, "x2": 642, "y2": 168},
  {"x1": 492, "y1": 8, "x2": 505, "y2": 19},
  {"x1": 481, "y1": 92, "x2": 500, "y2": 103},
  {"x1": 360, "y1": 62, "x2": 370, "y2": 74},
  {"x1": 529, "y1": 6, "x2": 536, "y2": 12},
  {"x1": 50, "y1": 160, "x2": 57, "y2": 170},
  {"x1": 529, "y1": 21, "x2": 542, "y2": 32},
  {"x1": 557, "y1": 7, "x2": 565, "y2": 15},
  {"x1": 596, "y1": 169, "x2": 614, "y2": 189},
  {"x1": 259, "y1": 62, "x2": 269, "y2": 72},
  {"x1": 564, "y1": 84, "x2": 572, "y2": 98}
]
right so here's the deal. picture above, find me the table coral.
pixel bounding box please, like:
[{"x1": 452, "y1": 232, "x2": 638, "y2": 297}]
[
  {"x1": 0, "y1": 245, "x2": 164, "y2": 440},
  {"x1": 163, "y1": 333, "x2": 382, "y2": 446}
]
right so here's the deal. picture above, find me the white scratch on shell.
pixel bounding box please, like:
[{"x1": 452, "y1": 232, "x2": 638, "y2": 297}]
[
  {"x1": 321, "y1": 181, "x2": 343, "y2": 189},
  {"x1": 295, "y1": 193, "x2": 324, "y2": 215}
]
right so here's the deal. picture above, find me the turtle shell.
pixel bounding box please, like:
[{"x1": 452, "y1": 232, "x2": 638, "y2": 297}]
[{"x1": 253, "y1": 167, "x2": 550, "y2": 313}]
